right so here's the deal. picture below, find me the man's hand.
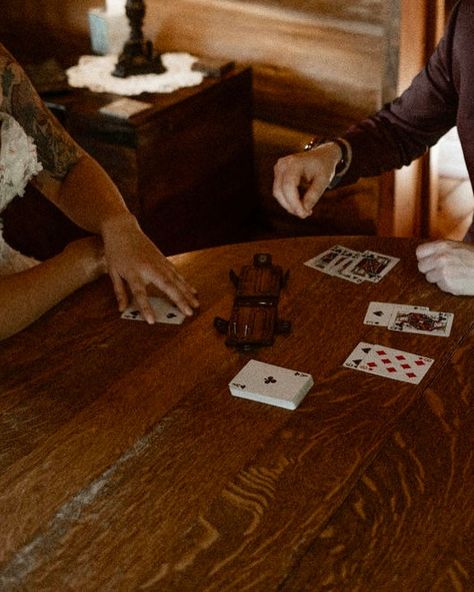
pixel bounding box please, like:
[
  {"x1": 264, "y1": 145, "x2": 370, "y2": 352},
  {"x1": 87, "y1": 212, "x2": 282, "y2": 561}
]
[
  {"x1": 416, "y1": 240, "x2": 474, "y2": 295},
  {"x1": 101, "y1": 213, "x2": 199, "y2": 323},
  {"x1": 273, "y1": 142, "x2": 342, "y2": 218}
]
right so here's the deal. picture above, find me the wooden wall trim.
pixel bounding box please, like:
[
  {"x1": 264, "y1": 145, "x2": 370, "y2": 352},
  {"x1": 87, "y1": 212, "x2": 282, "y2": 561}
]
[{"x1": 389, "y1": 0, "x2": 444, "y2": 237}]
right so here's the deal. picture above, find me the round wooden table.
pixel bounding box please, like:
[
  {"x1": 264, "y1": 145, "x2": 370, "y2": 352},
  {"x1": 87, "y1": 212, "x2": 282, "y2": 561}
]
[{"x1": 0, "y1": 236, "x2": 472, "y2": 591}]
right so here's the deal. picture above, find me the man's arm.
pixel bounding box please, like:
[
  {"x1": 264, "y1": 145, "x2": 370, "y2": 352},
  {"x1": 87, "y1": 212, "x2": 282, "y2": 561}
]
[{"x1": 273, "y1": 3, "x2": 461, "y2": 217}]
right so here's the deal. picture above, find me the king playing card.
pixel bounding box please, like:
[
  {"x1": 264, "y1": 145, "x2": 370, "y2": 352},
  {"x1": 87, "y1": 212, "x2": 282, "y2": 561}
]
[{"x1": 388, "y1": 309, "x2": 453, "y2": 337}]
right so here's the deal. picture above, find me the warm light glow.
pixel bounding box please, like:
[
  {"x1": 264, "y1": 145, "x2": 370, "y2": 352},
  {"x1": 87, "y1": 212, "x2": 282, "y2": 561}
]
[{"x1": 105, "y1": 0, "x2": 126, "y2": 15}]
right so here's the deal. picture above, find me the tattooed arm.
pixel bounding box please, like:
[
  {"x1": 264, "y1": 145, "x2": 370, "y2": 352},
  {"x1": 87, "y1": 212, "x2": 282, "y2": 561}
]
[{"x1": 0, "y1": 44, "x2": 198, "y2": 322}]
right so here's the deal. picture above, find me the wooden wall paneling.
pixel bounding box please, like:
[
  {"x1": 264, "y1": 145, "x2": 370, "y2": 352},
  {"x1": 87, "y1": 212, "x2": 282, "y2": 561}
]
[
  {"x1": 0, "y1": 0, "x2": 96, "y2": 65},
  {"x1": 146, "y1": 0, "x2": 386, "y2": 235},
  {"x1": 148, "y1": 0, "x2": 385, "y2": 133}
]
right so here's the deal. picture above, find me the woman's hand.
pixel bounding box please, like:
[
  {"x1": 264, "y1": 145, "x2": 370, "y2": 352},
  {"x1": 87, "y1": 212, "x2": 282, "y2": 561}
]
[{"x1": 100, "y1": 213, "x2": 199, "y2": 323}]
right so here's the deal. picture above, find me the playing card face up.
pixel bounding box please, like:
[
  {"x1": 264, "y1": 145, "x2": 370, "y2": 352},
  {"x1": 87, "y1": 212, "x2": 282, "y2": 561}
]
[
  {"x1": 305, "y1": 245, "x2": 399, "y2": 284},
  {"x1": 363, "y1": 302, "x2": 453, "y2": 337},
  {"x1": 342, "y1": 342, "x2": 374, "y2": 370},
  {"x1": 304, "y1": 245, "x2": 345, "y2": 273},
  {"x1": 388, "y1": 309, "x2": 453, "y2": 337},
  {"x1": 121, "y1": 296, "x2": 185, "y2": 324},
  {"x1": 344, "y1": 250, "x2": 400, "y2": 283},
  {"x1": 364, "y1": 302, "x2": 429, "y2": 327},
  {"x1": 325, "y1": 248, "x2": 366, "y2": 284},
  {"x1": 229, "y1": 360, "x2": 314, "y2": 410},
  {"x1": 343, "y1": 342, "x2": 434, "y2": 384}
]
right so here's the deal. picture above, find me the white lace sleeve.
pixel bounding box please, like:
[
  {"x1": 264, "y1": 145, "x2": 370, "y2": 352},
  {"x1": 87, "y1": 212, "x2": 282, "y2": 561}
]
[
  {"x1": 0, "y1": 112, "x2": 43, "y2": 209},
  {"x1": 0, "y1": 113, "x2": 42, "y2": 274}
]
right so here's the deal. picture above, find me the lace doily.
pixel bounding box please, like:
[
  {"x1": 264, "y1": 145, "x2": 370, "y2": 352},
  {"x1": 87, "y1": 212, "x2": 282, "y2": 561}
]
[{"x1": 66, "y1": 52, "x2": 204, "y2": 95}]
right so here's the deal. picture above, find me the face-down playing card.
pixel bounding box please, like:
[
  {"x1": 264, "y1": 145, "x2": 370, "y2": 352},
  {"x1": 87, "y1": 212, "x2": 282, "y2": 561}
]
[
  {"x1": 229, "y1": 359, "x2": 314, "y2": 409},
  {"x1": 121, "y1": 296, "x2": 186, "y2": 324}
]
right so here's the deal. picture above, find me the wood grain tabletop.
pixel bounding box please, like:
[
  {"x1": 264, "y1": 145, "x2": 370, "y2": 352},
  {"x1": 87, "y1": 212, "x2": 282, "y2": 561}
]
[{"x1": 0, "y1": 236, "x2": 472, "y2": 591}]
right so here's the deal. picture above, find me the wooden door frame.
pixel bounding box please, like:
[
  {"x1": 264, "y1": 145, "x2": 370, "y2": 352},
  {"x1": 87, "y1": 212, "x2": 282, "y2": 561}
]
[{"x1": 379, "y1": 0, "x2": 445, "y2": 238}]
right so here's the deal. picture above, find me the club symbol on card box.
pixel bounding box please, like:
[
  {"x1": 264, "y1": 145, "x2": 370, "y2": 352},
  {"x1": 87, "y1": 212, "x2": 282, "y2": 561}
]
[
  {"x1": 264, "y1": 376, "x2": 277, "y2": 384},
  {"x1": 232, "y1": 382, "x2": 246, "y2": 390}
]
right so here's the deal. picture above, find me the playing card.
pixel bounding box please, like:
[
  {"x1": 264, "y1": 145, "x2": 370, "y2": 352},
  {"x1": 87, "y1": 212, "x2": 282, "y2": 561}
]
[
  {"x1": 342, "y1": 341, "x2": 374, "y2": 370},
  {"x1": 229, "y1": 360, "x2": 314, "y2": 410},
  {"x1": 345, "y1": 250, "x2": 400, "y2": 283},
  {"x1": 121, "y1": 296, "x2": 186, "y2": 324},
  {"x1": 388, "y1": 309, "x2": 454, "y2": 337},
  {"x1": 358, "y1": 344, "x2": 434, "y2": 384},
  {"x1": 364, "y1": 302, "x2": 429, "y2": 327},
  {"x1": 326, "y1": 248, "x2": 366, "y2": 284},
  {"x1": 304, "y1": 245, "x2": 345, "y2": 274}
]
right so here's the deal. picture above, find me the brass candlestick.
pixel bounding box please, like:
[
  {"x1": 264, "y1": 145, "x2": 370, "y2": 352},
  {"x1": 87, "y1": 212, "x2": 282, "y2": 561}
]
[{"x1": 113, "y1": 0, "x2": 165, "y2": 77}]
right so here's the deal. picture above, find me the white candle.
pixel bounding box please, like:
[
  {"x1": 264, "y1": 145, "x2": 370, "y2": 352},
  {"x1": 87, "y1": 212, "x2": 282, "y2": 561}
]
[{"x1": 105, "y1": 0, "x2": 126, "y2": 15}]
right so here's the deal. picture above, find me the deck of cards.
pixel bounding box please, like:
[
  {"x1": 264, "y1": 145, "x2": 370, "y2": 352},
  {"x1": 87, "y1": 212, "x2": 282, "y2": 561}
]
[
  {"x1": 364, "y1": 302, "x2": 453, "y2": 337},
  {"x1": 343, "y1": 342, "x2": 434, "y2": 384},
  {"x1": 229, "y1": 360, "x2": 314, "y2": 410},
  {"x1": 305, "y1": 244, "x2": 400, "y2": 284}
]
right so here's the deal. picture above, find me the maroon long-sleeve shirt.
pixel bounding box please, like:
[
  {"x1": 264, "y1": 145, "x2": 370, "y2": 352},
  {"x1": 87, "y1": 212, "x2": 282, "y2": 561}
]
[{"x1": 340, "y1": 0, "x2": 473, "y2": 241}]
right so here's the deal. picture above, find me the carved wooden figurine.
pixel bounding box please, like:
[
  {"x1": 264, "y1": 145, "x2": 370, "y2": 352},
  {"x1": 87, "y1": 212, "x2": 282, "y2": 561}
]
[{"x1": 214, "y1": 253, "x2": 291, "y2": 350}]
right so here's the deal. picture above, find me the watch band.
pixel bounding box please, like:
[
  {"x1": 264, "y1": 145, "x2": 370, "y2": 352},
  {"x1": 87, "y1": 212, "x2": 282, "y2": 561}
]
[{"x1": 304, "y1": 136, "x2": 351, "y2": 189}]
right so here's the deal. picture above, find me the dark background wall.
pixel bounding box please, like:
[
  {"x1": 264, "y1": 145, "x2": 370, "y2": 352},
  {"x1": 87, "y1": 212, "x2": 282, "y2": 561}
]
[{"x1": 0, "y1": 0, "x2": 402, "y2": 237}]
